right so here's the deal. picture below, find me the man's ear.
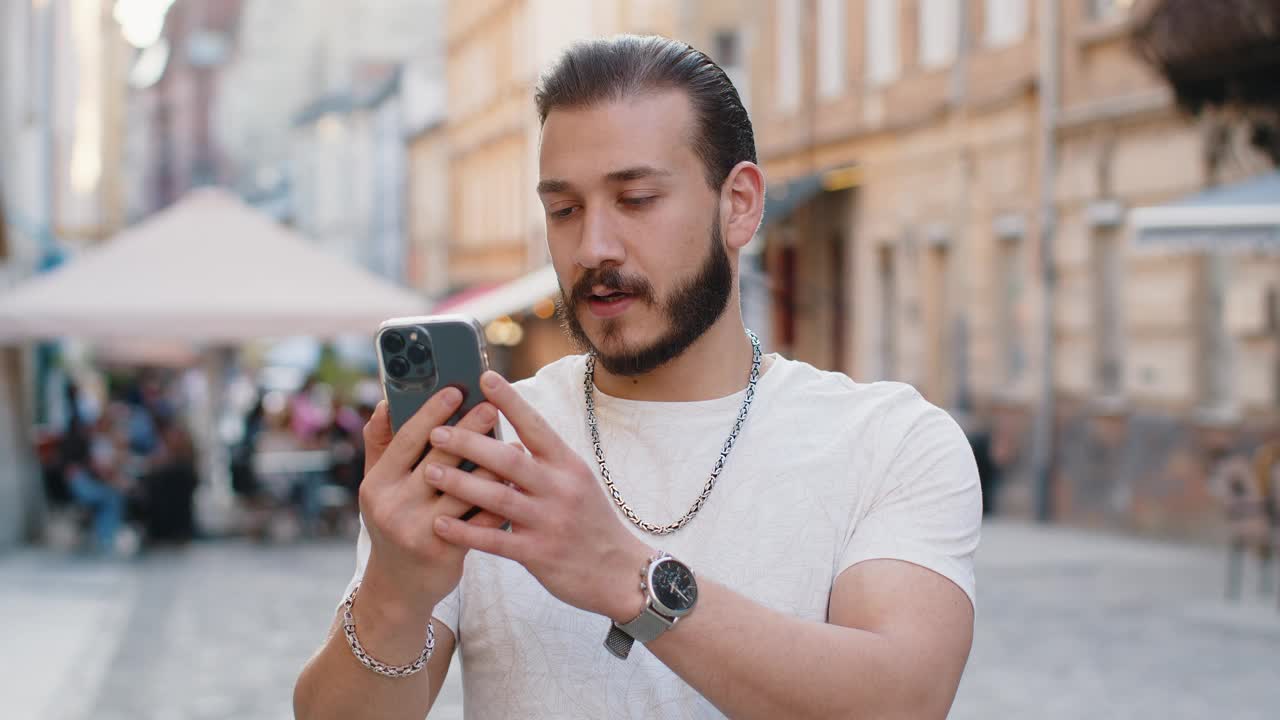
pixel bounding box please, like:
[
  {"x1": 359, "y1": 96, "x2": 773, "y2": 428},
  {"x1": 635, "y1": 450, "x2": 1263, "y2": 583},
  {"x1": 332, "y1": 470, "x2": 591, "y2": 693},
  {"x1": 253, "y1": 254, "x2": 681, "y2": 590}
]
[{"x1": 721, "y1": 161, "x2": 766, "y2": 251}]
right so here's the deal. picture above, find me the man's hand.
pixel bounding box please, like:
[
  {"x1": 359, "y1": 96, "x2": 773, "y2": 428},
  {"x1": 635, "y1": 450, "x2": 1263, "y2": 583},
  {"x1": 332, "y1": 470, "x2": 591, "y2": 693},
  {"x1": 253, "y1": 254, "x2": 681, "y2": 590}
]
[
  {"x1": 356, "y1": 389, "x2": 508, "y2": 619},
  {"x1": 422, "y1": 371, "x2": 654, "y2": 624}
]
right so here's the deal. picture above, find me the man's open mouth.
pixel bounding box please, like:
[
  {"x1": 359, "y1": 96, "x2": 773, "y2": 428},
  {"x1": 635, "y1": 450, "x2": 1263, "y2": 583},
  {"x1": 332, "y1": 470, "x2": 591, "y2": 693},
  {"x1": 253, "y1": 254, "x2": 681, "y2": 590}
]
[{"x1": 590, "y1": 290, "x2": 632, "y2": 303}]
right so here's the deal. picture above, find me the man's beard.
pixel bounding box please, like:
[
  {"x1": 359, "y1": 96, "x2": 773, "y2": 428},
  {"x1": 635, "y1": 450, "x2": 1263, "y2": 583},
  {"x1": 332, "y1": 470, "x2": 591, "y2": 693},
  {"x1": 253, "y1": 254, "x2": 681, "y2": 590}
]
[{"x1": 556, "y1": 215, "x2": 734, "y2": 377}]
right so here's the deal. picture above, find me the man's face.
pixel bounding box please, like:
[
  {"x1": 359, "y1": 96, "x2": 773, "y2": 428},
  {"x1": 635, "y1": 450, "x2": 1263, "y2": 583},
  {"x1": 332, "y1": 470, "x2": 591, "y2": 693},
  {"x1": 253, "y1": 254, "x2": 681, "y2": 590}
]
[{"x1": 538, "y1": 90, "x2": 734, "y2": 376}]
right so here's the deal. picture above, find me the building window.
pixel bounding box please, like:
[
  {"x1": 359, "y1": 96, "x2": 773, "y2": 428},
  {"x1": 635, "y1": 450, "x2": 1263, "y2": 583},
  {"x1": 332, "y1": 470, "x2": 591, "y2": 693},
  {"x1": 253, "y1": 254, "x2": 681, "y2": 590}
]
[
  {"x1": 817, "y1": 0, "x2": 846, "y2": 99},
  {"x1": 1268, "y1": 286, "x2": 1280, "y2": 406},
  {"x1": 1198, "y1": 253, "x2": 1233, "y2": 416},
  {"x1": 997, "y1": 233, "x2": 1025, "y2": 386},
  {"x1": 776, "y1": 0, "x2": 802, "y2": 112},
  {"x1": 866, "y1": 0, "x2": 900, "y2": 86},
  {"x1": 877, "y1": 244, "x2": 898, "y2": 379},
  {"x1": 25, "y1": 0, "x2": 42, "y2": 122},
  {"x1": 984, "y1": 0, "x2": 1028, "y2": 47},
  {"x1": 1092, "y1": 227, "x2": 1124, "y2": 398},
  {"x1": 0, "y1": 199, "x2": 9, "y2": 259},
  {"x1": 1090, "y1": 0, "x2": 1135, "y2": 22},
  {"x1": 919, "y1": 0, "x2": 959, "y2": 69},
  {"x1": 923, "y1": 240, "x2": 953, "y2": 402},
  {"x1": 714, "y1": 29, "x2": 740, "y2": 67},
  {"x1": 715, "y1": 29, "x2": 751, "y2": 111}
]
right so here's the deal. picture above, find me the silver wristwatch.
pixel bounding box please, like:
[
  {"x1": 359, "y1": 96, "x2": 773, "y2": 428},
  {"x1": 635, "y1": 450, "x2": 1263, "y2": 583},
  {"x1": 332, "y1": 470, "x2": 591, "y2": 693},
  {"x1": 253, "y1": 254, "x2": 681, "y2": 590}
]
[{"x1": 604, "y1": 551, "x2": 699, "y2": 659}]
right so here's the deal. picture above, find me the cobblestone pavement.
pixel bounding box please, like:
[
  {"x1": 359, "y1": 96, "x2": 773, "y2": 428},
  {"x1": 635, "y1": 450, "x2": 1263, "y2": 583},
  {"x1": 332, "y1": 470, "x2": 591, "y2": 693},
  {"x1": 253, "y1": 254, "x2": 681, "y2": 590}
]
[
  {"x1": 951, "y1": 522, "x2": 1280, "y2": 720},
  {"x1": 4, "y1": 522, "x2": 1278, "y2": 719},
  {"x1": 3, "y1": 535, "x2": 463, "y2": 720}
]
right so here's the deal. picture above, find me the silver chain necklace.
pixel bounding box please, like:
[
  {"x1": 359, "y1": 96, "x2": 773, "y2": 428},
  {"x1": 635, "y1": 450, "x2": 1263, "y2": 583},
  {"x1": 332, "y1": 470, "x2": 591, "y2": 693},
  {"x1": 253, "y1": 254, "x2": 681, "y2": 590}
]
[{"x1": 583, "y1": 329, "x2": 762, "y2": 536}]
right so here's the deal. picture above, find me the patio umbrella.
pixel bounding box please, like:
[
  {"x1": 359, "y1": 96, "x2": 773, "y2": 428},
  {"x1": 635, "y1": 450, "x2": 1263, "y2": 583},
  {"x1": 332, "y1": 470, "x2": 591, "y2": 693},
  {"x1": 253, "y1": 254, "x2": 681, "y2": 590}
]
[{"x1": 0, "y1": 187, "x2": 429, "y2": 342}]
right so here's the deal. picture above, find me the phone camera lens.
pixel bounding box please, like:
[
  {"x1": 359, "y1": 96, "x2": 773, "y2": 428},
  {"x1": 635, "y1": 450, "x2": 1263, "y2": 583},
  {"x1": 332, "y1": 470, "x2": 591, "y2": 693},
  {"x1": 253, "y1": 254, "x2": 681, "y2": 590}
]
[
  {"x1": 386, "y1": 356, "x2": 410, "y2": 379},
  {"x1": 380, "y1": 331, "x2": 406, "y2": 354},
  {"x1": 406, "y1": 343, "x2": 428, "y2": 365}
]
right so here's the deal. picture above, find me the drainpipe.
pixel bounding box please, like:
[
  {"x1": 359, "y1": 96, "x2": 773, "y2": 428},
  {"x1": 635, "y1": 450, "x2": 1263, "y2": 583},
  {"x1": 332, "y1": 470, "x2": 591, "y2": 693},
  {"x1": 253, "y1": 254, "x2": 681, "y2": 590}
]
[
  {"x1": 950, "y1": 0, "x2": 972, "y2": 412},
  {"x1": 1030, "y1": 0, "x2": 1060, "y2": 523}
]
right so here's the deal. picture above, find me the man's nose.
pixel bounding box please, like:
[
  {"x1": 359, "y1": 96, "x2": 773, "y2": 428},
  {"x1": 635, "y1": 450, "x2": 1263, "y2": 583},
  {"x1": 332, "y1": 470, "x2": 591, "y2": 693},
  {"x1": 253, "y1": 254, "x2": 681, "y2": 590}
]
[{"x1": 574, "y1": 205, "x2": 626, "y2": 269}]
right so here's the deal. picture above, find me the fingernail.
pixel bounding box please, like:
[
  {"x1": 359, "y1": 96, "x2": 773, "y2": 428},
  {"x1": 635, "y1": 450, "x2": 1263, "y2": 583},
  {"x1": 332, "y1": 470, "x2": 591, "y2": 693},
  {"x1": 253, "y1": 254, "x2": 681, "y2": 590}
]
[
  {"x1": 441, "y1": 387, "x2": 463, "y2": 405},
  {"x1": 482, "y1": 372, "x2": 501, "y2": 390},
  {"x1": 477, "y1": 404, "x2": 496, "y2": 423},
  {"x1": 426, "y1": 464, "x2": 443, "y2": 481},
  {"x1": 431, "y1": 427, "x2": 451, "y2": 443},
  {"x1": 435, "y1": 517, "x2": 451, "y2": 532}
]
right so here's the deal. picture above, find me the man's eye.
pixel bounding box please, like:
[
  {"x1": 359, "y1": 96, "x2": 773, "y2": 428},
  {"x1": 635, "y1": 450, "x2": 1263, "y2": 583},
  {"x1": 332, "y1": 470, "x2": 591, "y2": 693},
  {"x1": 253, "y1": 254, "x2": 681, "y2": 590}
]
[
  {"x1": 621, "y1": 196, "x2": 656, "y2": 207},
  {"x1": 550, "y1": 206, "x2": 578, "y2": 219}
]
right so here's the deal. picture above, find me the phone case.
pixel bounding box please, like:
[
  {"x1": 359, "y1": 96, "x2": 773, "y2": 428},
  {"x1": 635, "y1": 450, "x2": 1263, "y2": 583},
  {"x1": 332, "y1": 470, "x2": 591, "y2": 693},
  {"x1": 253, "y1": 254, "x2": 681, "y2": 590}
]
[
  {"x1": 376, "y1": 314, "x2": 494, "y2": 434},
  {"x1": 375, "y1": 314, "x2": 500, "y2": 522}
]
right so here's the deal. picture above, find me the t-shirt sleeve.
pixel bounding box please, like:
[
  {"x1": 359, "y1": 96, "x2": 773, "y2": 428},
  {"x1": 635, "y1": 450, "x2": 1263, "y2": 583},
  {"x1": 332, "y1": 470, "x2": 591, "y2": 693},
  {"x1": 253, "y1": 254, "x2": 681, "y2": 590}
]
[
  {"x1": 337, "y1": 514, "x2": 462, "y2": 638},
  {"x1": 838, "y1": 390, "x2": 982, "y2": 609}
]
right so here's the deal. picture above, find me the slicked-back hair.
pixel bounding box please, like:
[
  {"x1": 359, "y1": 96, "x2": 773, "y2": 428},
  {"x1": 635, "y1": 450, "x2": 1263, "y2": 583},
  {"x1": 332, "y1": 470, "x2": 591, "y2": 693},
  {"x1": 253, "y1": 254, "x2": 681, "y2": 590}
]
[{"x1": 535, "y1": 34, "x2": 757, "y2": 191}]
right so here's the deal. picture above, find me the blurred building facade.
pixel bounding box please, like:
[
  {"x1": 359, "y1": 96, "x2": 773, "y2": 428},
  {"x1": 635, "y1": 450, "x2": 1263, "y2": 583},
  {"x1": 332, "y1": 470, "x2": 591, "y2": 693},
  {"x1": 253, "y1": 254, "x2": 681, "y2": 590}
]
[
  {"x1": 753, "y1": 0, "x2": 1278, "y2": 535},
  {"x1": 0, "y1": 0, "x2": 137, "y2": 547},
  {"x1": 126, "y1": 0, "x2": 242, "y2": 218},
  {"x1": 291, "y1": 66, "x2": 409, "y2": 280},
  {"x1": 4, "y1": 0, "x2": 1276, "y2": 547},
  {"x1": 217, "y1": 0, "x2": 442, "y2": 209}
]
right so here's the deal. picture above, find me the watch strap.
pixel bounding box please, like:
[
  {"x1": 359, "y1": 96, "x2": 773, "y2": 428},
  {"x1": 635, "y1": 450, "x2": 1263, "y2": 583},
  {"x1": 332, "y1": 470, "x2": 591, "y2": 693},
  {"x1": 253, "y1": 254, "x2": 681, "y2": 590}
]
[
  {"x1": 605, "y1": 608, "x2": 675, "y2": 659},
  {"x1": 604, "y1": 623, "x2": 636, "y2": 659},
  {"x1": 618, "y1": 607, "x2": 675, "y2": 643}
]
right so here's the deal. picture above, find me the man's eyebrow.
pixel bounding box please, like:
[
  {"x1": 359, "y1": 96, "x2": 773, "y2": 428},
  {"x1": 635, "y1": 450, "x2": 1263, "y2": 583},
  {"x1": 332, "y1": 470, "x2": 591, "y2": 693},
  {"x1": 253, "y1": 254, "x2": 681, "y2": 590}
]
[
  {"x1": 537, "y1": 178, "x2": 573, "y2": 194},
  {"x1": 537, "y1": 166, "x2": 672, "y2": 195},
  {"x1": 605, "y1": 166, "x2": 672, "y2": 183}
]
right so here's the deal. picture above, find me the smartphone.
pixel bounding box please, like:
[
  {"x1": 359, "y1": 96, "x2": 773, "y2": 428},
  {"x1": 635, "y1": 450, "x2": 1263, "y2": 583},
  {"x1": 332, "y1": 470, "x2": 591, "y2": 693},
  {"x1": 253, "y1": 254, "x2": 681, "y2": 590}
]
[{"x1": 375, "y1": 314, "x2": 499, "y2": 522}]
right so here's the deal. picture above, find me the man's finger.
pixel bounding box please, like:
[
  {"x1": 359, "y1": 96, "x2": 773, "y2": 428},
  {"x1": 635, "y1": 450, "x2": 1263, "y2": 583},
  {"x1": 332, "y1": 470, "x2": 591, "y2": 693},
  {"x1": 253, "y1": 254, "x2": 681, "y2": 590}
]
[
  {"x1": 429, "y1": 425, "x2": 548, "y2": 494},
  {"x1": 433, "y1": 514, "x2": 526, "y2": 562},
  {"x1": 362, "y1": 401, "x2": 393, "y2": 474},
  {"x1": 424, "y1": 463, "x2": 538, "y2": 527},
  {"x1": 383, "y1": 387, "x2": 464, "y2": 469},
  {"x1": 425, "y1": 466, "x2": 507, "y2": 518},
  {"x1": 478, "y1": 371, "x2": 570, "y2": 462},
  {"x1": 421, "y1": 401, "x2": 498, "y2": 471},
  {"x1": 461, "y1": 509, "x2": 508, "y2": 531}
]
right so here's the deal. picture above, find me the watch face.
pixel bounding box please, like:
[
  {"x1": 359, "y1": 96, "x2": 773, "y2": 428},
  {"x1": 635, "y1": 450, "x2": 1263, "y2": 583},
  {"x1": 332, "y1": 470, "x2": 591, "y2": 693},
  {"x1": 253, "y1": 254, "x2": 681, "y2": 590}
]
[{"x1": 649, "y1": 559, "x2": 698, "y2": 616}]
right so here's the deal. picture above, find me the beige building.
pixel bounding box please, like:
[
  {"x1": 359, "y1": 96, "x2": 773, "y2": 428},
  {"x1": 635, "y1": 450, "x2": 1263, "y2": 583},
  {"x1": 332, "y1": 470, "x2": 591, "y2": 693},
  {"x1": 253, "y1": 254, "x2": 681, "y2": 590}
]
[
  {"x1": 752, "y1": 0, "x2": 1279, "y2": 535},
  {"x1": 432, "y1": 0, "x2": 1278, "y2": 535}
]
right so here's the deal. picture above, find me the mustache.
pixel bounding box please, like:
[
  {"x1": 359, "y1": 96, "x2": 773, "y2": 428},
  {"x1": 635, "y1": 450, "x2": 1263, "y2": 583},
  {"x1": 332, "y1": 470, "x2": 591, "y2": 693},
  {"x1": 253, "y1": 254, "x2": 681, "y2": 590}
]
[{"x1": 569, "y1": 266, "x2": 655, "y2": 304}]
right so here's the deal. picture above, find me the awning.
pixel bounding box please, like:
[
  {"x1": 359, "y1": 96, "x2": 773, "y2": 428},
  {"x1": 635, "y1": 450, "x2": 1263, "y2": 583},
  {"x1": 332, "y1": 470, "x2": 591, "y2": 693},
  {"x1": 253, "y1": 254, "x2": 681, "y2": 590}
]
[
  {"x1": 0, "y1": 187, "x2": 430, "y2": 342},
  {"x1": 433, "y1": 264, "x2": 560, "y2": 323},
  {"x1": 1130, "y1": 170, "x2": 1280, "y2": 253},
  {"x1": 763, "y1": 174, "x2": 824, "y2": 225},
  {"x1": 762, "y1": 165, "x2": 862, "y2": 225}
]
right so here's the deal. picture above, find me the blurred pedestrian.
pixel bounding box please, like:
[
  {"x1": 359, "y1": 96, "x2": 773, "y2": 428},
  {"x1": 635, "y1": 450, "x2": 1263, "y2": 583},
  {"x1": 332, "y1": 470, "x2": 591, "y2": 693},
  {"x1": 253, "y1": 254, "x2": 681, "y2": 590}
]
[
  {"x1": 62, "y1": 404, "x2": 129, "y2": 556},
  {"x1": 327, "y1": 394, "x2": 365, "y2": 494},
  {"x1": 289, "y1": 374, "x2": 330, "y2": 448},
  {"x1": 138, "y1": 417, "x2": 199, "y2": 544}
]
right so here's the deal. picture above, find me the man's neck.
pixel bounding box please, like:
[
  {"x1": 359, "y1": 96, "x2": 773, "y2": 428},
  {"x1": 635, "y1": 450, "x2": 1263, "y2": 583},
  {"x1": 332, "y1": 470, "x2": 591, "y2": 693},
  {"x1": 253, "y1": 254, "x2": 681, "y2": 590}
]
[{"x1": 591, "y1": 309, "x2": 760, "y2": 402}]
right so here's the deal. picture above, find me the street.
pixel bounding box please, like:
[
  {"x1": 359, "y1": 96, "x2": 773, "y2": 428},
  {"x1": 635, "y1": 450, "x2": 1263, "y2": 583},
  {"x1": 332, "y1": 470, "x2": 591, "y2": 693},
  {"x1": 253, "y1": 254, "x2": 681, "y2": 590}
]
[{"x1": 4, "y1": 521, "x2": 1278, "y2": 720}]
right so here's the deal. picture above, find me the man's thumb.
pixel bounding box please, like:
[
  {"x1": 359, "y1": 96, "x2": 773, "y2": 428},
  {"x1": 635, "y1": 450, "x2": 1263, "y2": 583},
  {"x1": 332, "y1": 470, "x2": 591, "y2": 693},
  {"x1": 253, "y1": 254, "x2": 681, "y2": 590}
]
[{"x1": 362, "y1": 401, "x2": 393, "y2": 474}]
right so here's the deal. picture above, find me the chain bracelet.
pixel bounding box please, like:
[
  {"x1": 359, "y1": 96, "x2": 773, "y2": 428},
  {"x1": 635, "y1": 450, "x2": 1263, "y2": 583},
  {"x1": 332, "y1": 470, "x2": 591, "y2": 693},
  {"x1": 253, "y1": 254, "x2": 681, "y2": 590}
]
[
  {"x1": 584, "y1": 329, "x2": 762, "y2": 536},
  {"x1": 341, "y1": 583, "x2": 435, "y2": 679}
]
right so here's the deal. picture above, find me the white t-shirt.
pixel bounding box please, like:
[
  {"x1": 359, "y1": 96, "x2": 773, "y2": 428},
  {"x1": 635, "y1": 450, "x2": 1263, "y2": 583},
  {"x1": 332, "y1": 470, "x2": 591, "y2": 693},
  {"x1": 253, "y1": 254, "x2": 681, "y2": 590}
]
[{"x1": 342, "y1": 354, "x2": 981, "y2": 719}]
